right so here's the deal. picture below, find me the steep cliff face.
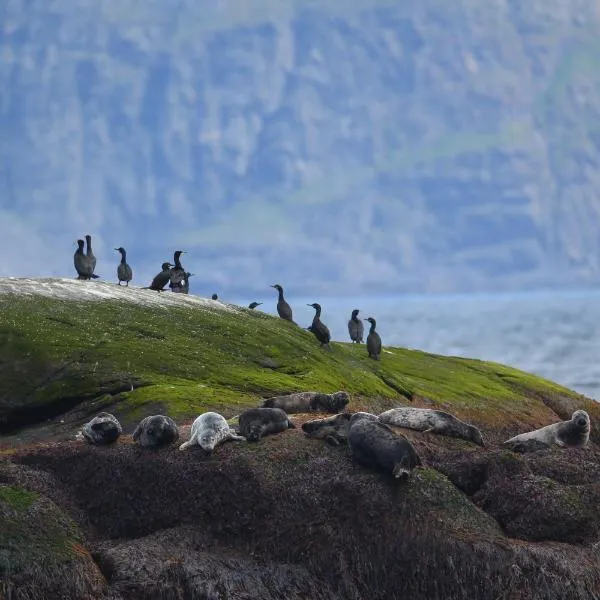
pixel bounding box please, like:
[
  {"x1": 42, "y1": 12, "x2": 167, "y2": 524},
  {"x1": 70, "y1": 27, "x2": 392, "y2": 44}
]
[{"x1": 2, "y1": 1, "x2": 600, "y2": 294}]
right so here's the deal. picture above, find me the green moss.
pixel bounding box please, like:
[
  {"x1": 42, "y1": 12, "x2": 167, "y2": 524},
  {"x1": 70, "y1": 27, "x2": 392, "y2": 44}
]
[
  {"x1": 0, "y1": 486, "x2": 38, "y2": 512},
  {"x1": 0, "y1": 292, "x2": 595, "y2": 429}
]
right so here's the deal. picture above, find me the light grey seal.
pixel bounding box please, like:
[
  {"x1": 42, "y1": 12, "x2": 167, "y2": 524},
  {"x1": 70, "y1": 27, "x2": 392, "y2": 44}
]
[
  {"x1": 302, "y1": 412, "x2": 354, "y2": 446},
  {"x1": 132, "y1": 415, "x2": 179, "y2": 448},
  {"x1": 261, "y1": 391, "x2": 350, "y2": 414},
  {"x1": 503, "y1": 410, "x2": 590, "y2": 450},
  {"x1": 179, "y1": 412, "x2": 245, "y2": 453},
  {"x1": 238, "y1": 407, "x2": 295, "y2": 442},
  {"x1": 378, "y1": 407, "x2": 485, "y2": 446},
  {"x1": 348, "y1": 412, "x2": 421, "y2": 480},
  {"x1": 75, "y1": 412, "x2": 122, "y2": 445}
]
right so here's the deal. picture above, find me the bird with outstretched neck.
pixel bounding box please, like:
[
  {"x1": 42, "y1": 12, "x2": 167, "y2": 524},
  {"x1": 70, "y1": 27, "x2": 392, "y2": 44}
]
[
  {"x1": 145, "y1": 262, "x2": 173, "y2": 292},
  {"x1": 270, "y1": 284, "x2": 296, "y2": 324},
  {"x1": 348, "y1": 309, "x2": 364, "y2": 343},
  {"x1": 85, "y1": 234, "x2": 96, "y2": 272},
  {"x1": 366, "y1": 317, "x2": 382, "y2": 360},
  {"x1": 248, "y1": 301, "x2": 262, "y2": 309},
  {"x1": 307, "y1": 302, "x2": 331, "y2": 350},
  {"x1": 74, "y1": 239, "x2": 99, "y2": 280},
  {"x1": 114, "y1": 247, "x2": 133, "y2": 286},
  {"x1": 169, "y1": 250, "x2": 187, "y2": 290}
]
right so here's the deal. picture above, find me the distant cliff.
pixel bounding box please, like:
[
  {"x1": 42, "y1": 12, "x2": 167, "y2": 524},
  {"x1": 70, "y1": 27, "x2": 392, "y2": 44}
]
[{"x1": 2, "y1": 1, "x2": 600, "y2": 295}]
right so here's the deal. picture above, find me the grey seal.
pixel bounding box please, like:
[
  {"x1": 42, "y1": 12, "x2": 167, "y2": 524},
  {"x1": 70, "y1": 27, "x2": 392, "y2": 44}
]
[
  {"x1": 238, "y1": 408, "x2": 295, "y2": 442},
  {"x1": 302, "y1": 412, "x2": 353, "y2": 446},
  {"x1": 262, "y1": 391, "x2": 350, "y2": 414},
  {"x1": 179, "y1": 412, "x2": 245, "y2": 453},
  {"x1": 132, "y1": 415, "x2": 179, "y2": 448},
  {"x1": 348, "y1": 412, "x2": 421, "y2": 479},
  {"x1": 378, "y1": 407, "x2": 485, "y2": 446},
  {"x1": 75, "y1": 412, "x2": 122, "y2": 445},
  {"x1": 503, "y1": 410, "x2": 590, "y2": 450}
]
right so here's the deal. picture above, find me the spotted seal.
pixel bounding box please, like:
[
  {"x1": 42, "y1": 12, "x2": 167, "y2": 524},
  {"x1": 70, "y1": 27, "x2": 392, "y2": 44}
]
[
  {"x1": 348, "y1": 412, "x2": 421, "y2": 479},
  {"x1": 75, "y1": 412, "x2": 122, "y2": 445},
  {"x1": 261, "y1": 391, "x2": 349, "y2": 414},
  {"x1": 133, "y1": 415, "x2": 179, "y2": 448},
  {"x1": 238, "y1": 407, "x2": 295, "y2": 442},
  {"x1": 179, "y1": 412, "x2": 245, "y2": 453},
  {"x1": 503, "y1": 410, "x2": 590, "y2": 450},
  {"x1": 378, "y1": 407, "x2": 485, "y2": 446}
]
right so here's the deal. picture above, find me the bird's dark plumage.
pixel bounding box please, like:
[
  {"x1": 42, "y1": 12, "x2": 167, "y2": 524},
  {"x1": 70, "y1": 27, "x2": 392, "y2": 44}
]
[
  {"x1": 348, "y1": 309, "x2": 364, "y2": 343},
  {"x1": 169, "y1": 250, "x2": 187, "y2": 289},
  {"x1": 172, "y1": 272, "x2": 194, "y2": 294},
  {"x1": 85, "y1": 234, "x2": 96, "y2": 272},
  {"x1": 248, "y1": 301, "x2": 262, "y2": 309},
  {"x1": 308, "y1": 303, "x2": 331, "y2": 349},
  {"x1": 271, "y1": 284, "x2": 295, "y2": 323},
  {"x1": 74, "y1": 239, "x2": 99, "y2": 279},
  {"x1": 366, "y1": 317, "x2": 382, "y2": 360},
  {"x1": 211, "y1": 293, "x2": 218, "y2": 300},
  {"x1": 146, "y1": 262, "x2": 173, "y2": 291},
  {"x1": 115, "y1": 247, "x2": 133, "y2": 286}
]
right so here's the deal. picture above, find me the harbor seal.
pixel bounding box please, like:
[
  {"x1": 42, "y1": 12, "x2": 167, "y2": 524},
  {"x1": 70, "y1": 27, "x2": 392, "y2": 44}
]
[
  {"x1": 178, "y1": 412, "x2": 245, "y2": 453},
  {"x1": 261, "y1": 391, "x2": 350, "y2": 414},
  {"x1": 238, "y1": 408, "x2": 295, "y2": 442},
  {"x1": 302, "y1": 412, "x2": 354, "y2": 446},
  {"x1": 75, "y1": 412, "x2": 122, "y2": 445},
  {"x1": 348, "y1": 412, "x2": 421, "y2": 480},
  {"x1": 378, "y1": 407, "x2": 485, "y2": 446},
  {"x1": 132, "y1": 415, "x2": 179, "y2": 448},
  {"x1": 503, "y1": 410, "x2": 590, "y2": 450}
]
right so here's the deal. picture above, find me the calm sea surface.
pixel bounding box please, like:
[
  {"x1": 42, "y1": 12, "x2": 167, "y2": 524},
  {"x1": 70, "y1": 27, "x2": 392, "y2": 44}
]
[{"x1": 233, "y1": 289, "x2": 600, "y2": 402}]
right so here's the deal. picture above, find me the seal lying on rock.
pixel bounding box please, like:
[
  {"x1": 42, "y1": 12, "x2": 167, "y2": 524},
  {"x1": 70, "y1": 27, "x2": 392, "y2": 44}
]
[
  {"x1": 75, "y1": 412, "x2": 122, "y2": 445},
  {"x1": 348, "y1": 412, "x2": 421, "y2": 480},
  {"x1": 302, "y1": 412, "x2": 353, "y2": 446},
  {"x1": 503, "y1": 410, "x2": 590, "y2": 450},
  {"x1": 179, "y1": 412, "x2": 245, "y2": 453},
  {"x1": 261, "y1": 391, "x2": 350, "y2": 414},
  {"x1": 133, "y1": 415, "x2": 179, "y2": 448},
  {"x1": 238, "y1": 408, "x2": 295, "y2": 442},
  {"x1": 378, "y1": 407, "x2": 485, "y2": 446}
]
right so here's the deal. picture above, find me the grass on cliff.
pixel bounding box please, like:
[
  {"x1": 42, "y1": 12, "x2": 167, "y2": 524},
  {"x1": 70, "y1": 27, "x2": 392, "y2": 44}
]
[{"x1": 0, "y1": 287, "x2": 594, "y2": 431}]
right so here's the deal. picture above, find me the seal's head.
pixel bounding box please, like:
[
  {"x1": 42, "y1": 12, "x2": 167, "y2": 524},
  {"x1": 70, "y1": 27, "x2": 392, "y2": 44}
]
[
  {"x1": 198, "y1": 430, "x2": 219, "y2": 454},
  {"x1": 245, "y1": 424, "x2": 263, "y2": 443},
  {"x1": 331, "y1": 391, "x2": 350, "y2": 411},
  {"x1": 468, "y1": 425, "x2": 486, "y2": 447},
  {"x1": 572, "y1": 410, "x2": 590, "y2": 432}
]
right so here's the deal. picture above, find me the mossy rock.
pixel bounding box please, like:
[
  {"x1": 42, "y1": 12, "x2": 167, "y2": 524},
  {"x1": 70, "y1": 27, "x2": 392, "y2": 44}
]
[
  {"x1": 1, "y1": 281, "x2": 598, "y2": 439},
  {"x1": 0, "y1": 484, "x2": 106, "y2": 598}
]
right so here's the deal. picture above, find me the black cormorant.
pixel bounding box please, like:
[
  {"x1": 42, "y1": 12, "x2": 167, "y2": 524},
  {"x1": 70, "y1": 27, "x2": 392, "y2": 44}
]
[
  {"x1": 307, "y1": 303, "x2": 331, "y2": 349},
  {"x1": 114, "y1": 247, "x2": 133, "y2": 286},
  {"x1": 146, "y1": 262, "x2": 173, "y2": 291},
  {"x1": 169, "y1": 250, "x2": 187, "y2": 289},
  {"x1": 271, "y1": 284, "x2": 295, "y2": 323},
  {"x1": 248, "y1": 301, "x2": 262, "y2": 309},
  {"x1": 348, "y1": 309, "x2": 364, "y2": 343},
  {"x1": 366, "y1": 317, "x2": 382, "y2": 360},
  {"x1": 85, "y1": 234, "x2": 96, "y2": 272},
  {"x1": 211, "y1": 293, "x2": 218, "y2": 300},
  {"x1": 172, "y1": 272, "x2": 194, "y2": 294},
  {"x1": 74, "y1": 239, "x2": 99, "y2": 280}
]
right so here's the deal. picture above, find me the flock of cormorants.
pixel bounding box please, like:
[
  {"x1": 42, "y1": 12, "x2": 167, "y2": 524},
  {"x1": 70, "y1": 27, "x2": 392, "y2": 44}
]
[{"x1": 72, "y1": 235, "x2": 383, "y2": 358}]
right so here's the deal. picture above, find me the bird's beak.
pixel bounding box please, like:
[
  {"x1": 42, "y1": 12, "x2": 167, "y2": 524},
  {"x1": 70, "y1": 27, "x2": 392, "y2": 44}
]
[
  {"x1": 114, "y1": 248, "x2": 119, "y2": 251},
  {"x1": 306, "y1": 304, "x2": 313, "y2": 307},
  {"x1": 270, "y1": 285, "x2": 276, "y2": 288}
]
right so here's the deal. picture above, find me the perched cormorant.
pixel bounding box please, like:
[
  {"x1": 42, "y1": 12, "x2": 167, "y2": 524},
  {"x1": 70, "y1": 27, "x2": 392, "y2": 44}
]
[
  {"x1": 248, "y1": 301, "x2": 262, "y2": 309},
  {"x1": 169, "y1": 250, "x2": 187, "y2": 290},
  {"x1": 172, "y1": 272, "x2": 194, "y2": 294},
  {"x1": 85, "y1": 234, "x2": 96, "y2": 272},
  {"x1": 74, "y1": 239, "x2": 99, "y2": 280},
  {"x1": 271, "y1": 284, "x2": 295, "y2": 323},
  {"x1": 211, "y1": 293, "x2": 218, "y2": 300},
  {"x1": 366, "y1": 317, "x2": 382, "y2": 360},
  {"x1": 307, "y1": 303, "x2": 331, "y2": 349},
  {"x1": 146, "y1": 262, "x2": 173, "y2": 291},
  {"x1": 348, "y1": 309, "x2": 364, "y2": 343},
  {"x1": 114, "y1": 247, "x2": 133, "y2": 286}
]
